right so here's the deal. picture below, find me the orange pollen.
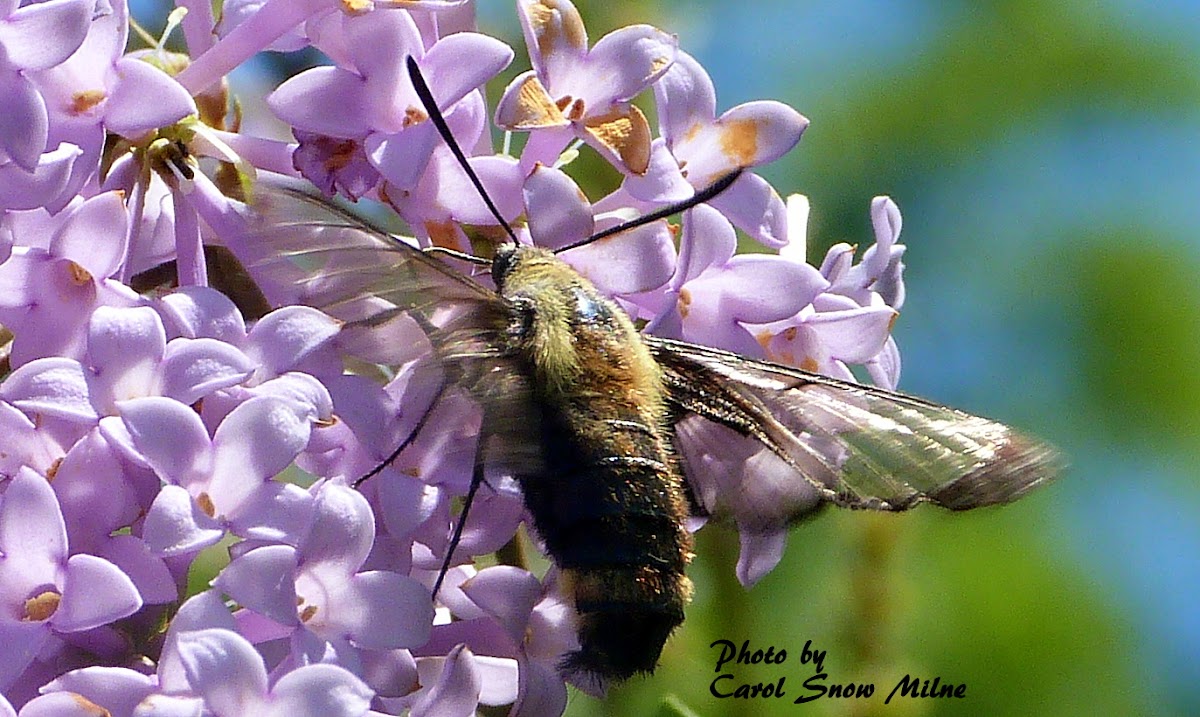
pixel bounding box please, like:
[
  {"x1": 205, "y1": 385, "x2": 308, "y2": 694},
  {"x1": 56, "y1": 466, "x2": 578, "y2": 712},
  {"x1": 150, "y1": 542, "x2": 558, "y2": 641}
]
[
  {"x1": 677, "y1": 287, "x2": 692, "y2": 318},
  {"x1": 24, "y1": 591, "x2": 61, "y2": 621},
  {"x1": 67, "y1": 261, "x2": 92, "y2": 285},
  {"x1": 720, "y1": 118, "x2": 761, "y2": 167},
  {"x1": 70, "y1": 90, "x2": 106, "y2": 115},
  {"x1": 565, "y1": 98, "x2": 585, "y2": 121},
  {"x1": 425, "y1": 220, "x2": 459, "y2": 250},
  {"x1": 756, "y1": 330, "x2": 774, "y2": 352},
  {"x1": 299, "y1": 604, "x2": 319, "y2": 622},
  {"x1": 799, "y1": 356, "x2": 820, "y2": 372},
  {"x1": 403, "y1": 107, "x2": 428, "y2": 127},
  {"x1": 67, "y1": 694, "x2": 107, "y2": 715},
  {"x1": 196, "y1": 492, "x2": 216, "y2": 518},
  {"x1": 46, "y1": 457, "x2": 64, "y2": 481},
  {"x1": 340, "y1": 0, "x2": 373, "y2": 15},
  {"x1": 323, "y1": 140, "x2": 359, "y2": 172}
]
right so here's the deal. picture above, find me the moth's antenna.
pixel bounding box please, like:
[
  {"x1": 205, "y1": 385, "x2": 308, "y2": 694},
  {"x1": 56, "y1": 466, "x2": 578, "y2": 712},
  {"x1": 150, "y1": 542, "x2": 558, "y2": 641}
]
[
  {"x1": 407, "y1": 56, "x2": 744, "y2": 259},
  {"x1": 406, "y1": 56, "x2": 519, "y2": 246},
  {"x1": 554, "y1": 168, "x2": 743, "y2": 254}
]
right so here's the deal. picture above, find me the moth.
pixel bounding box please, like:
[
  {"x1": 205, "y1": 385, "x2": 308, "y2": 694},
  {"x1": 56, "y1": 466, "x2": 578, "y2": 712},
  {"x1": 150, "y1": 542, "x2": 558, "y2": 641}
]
[
  {"x1": 224, "y1": 59, "x2": 1061, "y2": 688},
  {"x1": 229, "y1": 174, "x2": 1061, "y2": 685}
]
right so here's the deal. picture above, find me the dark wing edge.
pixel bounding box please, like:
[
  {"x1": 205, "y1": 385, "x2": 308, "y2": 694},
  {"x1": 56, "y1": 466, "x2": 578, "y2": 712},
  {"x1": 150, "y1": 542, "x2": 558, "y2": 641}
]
[{"x1": 647, "y1": 336, "x2": 1063, "y2": 532}]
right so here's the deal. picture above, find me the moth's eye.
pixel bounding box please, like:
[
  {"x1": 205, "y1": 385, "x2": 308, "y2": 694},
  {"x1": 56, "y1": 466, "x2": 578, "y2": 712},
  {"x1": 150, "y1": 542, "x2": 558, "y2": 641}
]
[
  {"x1": 492, "y1": 244, "x2": 519, "y2": 289},
  {"x1": 508, "y1": 295, "x2": 537, "y2": 342}
]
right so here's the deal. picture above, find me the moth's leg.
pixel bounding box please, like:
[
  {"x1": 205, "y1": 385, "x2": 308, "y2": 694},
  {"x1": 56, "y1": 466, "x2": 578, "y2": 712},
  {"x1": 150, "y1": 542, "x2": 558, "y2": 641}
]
[
  {"x1": 432, "y1": 460, "x2": 487, "y2": 598},
  {"x1": 353, "y1": 373, "x2": 449, "y2": 489}
]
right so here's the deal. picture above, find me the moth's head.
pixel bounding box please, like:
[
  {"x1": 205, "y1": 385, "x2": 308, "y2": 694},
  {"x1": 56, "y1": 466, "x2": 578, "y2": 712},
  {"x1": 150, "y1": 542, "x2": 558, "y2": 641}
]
[
  {"x1": 491, "y1": 243, "x2": 520, "y2": 291},
  {"x1": 490, "y1": 243, "x2": 566, "y2": 293}
]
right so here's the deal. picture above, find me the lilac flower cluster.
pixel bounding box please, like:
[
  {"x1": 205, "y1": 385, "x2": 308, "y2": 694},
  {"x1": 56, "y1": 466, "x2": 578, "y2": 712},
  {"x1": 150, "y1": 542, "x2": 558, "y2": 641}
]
[{"x1": 0, "y1": 0, "x2": 905, "y2": 714}]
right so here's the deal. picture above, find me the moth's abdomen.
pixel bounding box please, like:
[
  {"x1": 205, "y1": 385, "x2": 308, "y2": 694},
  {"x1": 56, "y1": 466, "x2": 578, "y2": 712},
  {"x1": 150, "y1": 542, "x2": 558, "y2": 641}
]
[
  {"x1": 525, "y1": 407, "x2": 694, "y2": 682},
  {"x1": 496, "y1": 248, "x2": 700, "y2": 685},
  {"x1": 494, "y1": 245, "x2": 694, "y2": 681}
]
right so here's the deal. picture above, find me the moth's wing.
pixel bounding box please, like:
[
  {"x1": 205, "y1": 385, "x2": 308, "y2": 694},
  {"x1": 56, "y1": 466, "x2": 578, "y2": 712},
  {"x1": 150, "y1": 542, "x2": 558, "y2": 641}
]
[
  {"x1": 647, "y1": 336, "x2": 1061, "y2": 534},
  {"x1": 235, "y1": 175, "x2": 542, "y2": 477},
  {"x1": 237, "y1": 176, "x2": 500, "y2": 352}
]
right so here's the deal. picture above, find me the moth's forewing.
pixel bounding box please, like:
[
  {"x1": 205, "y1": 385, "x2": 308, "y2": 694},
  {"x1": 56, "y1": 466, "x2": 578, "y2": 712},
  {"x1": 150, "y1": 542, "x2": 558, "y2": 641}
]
[
  {"x1": 131, "y1": 245, "x2": 274, "y2": 320},
  {"x1": 238, "y1": 175, "x2": 546, "y2": 479},
  {"x1": 650, "y1": 336, "x2": 1062, "y2": 535}
]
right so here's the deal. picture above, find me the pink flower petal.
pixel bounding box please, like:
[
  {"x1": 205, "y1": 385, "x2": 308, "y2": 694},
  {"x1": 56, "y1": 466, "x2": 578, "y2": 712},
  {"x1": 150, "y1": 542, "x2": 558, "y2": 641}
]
[
  {"x1": 160, "y1": 338, "x2": 255, "y2": 405},
  {"x1": 678, "y1": 204, "x2": 736, "y2": 283},
  {"x1": 41, "y1": 666, "x2": 156, "y2": 717},
  {"x1": 711, "y1": 100, "x2": 808, "y2": 167},
  {"x1": 0, "y1": 0, "x2": 93, "y2": 71},
  {"x1": 209, "y1": 396, "x2": 311, "y2": 511},
  {"x1": 518, "y1": 0, "x2": 587, "y2": 86},
  {"x1": 806, "y1": 303, "x2": 898, "y2": 363},
  {"x1": 343, "y1": 8, "x2": 422, "y2": 87},
  {"x1": 0, "y1": 70, "x2": 49, "y2": 171},
  {"x1": 718, "y1": 254, "x2": 827, "y2": 323},
  {"x1": 460, "y1": 566, "x2": 541, "y2": 645},
  {"x1": 364, "y1": 120, "x2": 439, "y2": 191},
  {"x1": 736, "y1": 529, "x2": 788, "y2": 587},
  {"x1": 654, "y1": 51, "x2": 716, "y2": 140},
  {"x1": 411, "y1": 644, "x2": 482, "y2": 717},
  {"x1": 51, "y1": 191, "x2": 129, "y2": 279},
  {"x1": 53, "y1": 553, "x2": 141, "y2": 632},
  {"x1": 1, "y1": 356, "x2": 96, "y2": 422},
  {"x1": 269, "y1": 66, "x2": 371, "y2": 138},
  {"x1": 87, "y1": 305, "x2": 166, "y2": 402},
  {"x1": 119, "y1": 396, "x2": 212, "y2": 485},
  {"x1": 142, "y1": 485, "x2": 226, "y2": 557},
  {"x1": 176, "y1": 629, "x2": 270, "y2": 714},
  {"x1": 158, "y1": 590, "x2": 240, "y2": 693},
  {"x1": 620, "y1": 138, "x2": 692, "y2": 203},
  {"x1": 525, "y1": 164, "x2": 593, "y2": 248},
  {"x1": 707, "y1": 172, "x2": 789, "y2": 248},
  {"x1": 98, "y1": 534, "x2": 177, "y2": 604},
  {"x1": 156, "y1": 286, "x2": 248, "y2": 342},
  {"x1": 227, "y1": 480, "x2": 314, "y2": 545},
  {"x1": 0, "y1": 143, "x2": 81, "y2": 211},
  {"x1": 105, "y1": 56, "x2": 197, "y2": 137},
  {"x1": 245, "y1": 305, "x2": 340, "y2": 376},
  {"x1": 333, "y1": 570, "x2": 433, "y2": 650},
  {"x1": 421, "y1": 33, "x2": 513, "y2": 111},
  {"x1": 215, "y1": 544, "x2": 300, "y2": 626},
  {"x1": 0, "y1": 468, "x2": 67, "y2": 577},
  {"x1": 301, "y1": 482, "x2": 374, "y2": 567},
  {"x1": 562, "y1": 221, "x2": 674, "y2": 295},
  {"x1": 266, "y1": 663, "x2": 373, "y2": 717},
  {"x1": 575, "y1": 24, "x2": 675, "y2": 106}
]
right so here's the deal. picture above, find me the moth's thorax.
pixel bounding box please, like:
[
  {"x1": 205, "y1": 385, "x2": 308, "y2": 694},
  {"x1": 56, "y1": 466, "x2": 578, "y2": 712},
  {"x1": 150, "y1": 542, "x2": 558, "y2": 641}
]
[{"x1": 494, "y1": 245, "x2": 665, "y2": 409}]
